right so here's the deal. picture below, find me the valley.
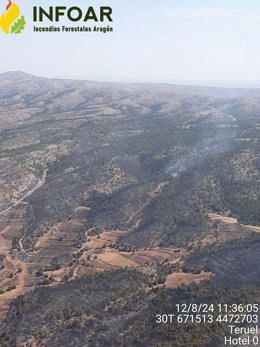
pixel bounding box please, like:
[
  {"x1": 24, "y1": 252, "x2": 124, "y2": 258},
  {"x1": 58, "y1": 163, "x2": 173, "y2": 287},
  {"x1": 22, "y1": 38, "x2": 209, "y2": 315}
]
[{"x1": 0, "y1": 72, "x2": 259, "y2": 347}]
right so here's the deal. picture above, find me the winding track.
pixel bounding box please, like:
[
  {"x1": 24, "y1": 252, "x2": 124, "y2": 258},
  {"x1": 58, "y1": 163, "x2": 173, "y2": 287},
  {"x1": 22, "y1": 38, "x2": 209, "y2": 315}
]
[{"x1": 0, "y1": 168, "x2": 48, "y2": 217}]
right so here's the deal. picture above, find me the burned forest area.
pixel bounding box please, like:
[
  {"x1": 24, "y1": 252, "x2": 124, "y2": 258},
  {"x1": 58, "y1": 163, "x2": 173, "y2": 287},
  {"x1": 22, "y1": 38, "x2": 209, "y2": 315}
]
[{"x1": 0, "y1": 72, "x2": 259, "y2": 347}]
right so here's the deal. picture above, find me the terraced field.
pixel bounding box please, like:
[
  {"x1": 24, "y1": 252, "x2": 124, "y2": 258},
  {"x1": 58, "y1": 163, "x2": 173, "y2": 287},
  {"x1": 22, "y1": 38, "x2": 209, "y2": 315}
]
[{"x1": 0, "y1": 72, "x2": 259, "y2": 347}]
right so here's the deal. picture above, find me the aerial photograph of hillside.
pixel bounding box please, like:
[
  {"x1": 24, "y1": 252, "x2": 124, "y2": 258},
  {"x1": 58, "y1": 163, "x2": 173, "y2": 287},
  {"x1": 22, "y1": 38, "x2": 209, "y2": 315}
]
[{"x1": 0, "y1": 1, "x2": 259, "y2": 346}]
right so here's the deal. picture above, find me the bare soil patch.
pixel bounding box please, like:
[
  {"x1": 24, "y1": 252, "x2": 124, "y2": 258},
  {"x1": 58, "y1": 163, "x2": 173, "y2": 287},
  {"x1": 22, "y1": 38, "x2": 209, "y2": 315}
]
[{"x1": 164, "y1": 271, "x2": 213, "y2": 288}]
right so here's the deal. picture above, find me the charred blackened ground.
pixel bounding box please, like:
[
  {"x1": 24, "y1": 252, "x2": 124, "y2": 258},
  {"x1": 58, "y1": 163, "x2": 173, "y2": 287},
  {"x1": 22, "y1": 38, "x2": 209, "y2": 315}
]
[{"x1": 0, "y1": 72, "x2": 259, "y2": 347}]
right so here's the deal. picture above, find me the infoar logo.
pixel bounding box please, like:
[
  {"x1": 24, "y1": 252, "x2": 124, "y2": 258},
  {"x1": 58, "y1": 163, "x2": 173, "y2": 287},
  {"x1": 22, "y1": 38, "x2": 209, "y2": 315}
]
[{"x1": 0, "y1": 0, "x2": 26, "y2": 34}]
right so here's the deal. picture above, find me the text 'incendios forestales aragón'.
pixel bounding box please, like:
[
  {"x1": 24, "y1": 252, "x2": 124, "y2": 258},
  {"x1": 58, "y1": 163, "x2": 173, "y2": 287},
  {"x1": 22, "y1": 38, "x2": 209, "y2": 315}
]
[{"x1": 33, "y1": 5, "x2": 113, "y2": 33}]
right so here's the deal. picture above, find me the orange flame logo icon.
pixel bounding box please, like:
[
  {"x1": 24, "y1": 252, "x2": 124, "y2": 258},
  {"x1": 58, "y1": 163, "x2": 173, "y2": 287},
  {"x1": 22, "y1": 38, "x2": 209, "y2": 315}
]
[{"x1": 0, "y1": 0, "x2": 26, "y2": 34}]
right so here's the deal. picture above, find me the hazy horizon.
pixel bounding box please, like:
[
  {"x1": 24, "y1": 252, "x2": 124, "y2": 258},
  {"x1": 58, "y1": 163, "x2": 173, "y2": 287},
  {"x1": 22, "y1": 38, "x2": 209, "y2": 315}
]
[{"x1": 2, "y1": 70, "x2": 260, "y2": 89}]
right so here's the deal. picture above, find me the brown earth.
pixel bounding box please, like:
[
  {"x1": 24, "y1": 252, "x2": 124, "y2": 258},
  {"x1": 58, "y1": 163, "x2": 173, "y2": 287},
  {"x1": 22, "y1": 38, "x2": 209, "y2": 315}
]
[
  {"x1": 163, "y1": 271, "x2": 213, "y2": 288},
  {"x1": 193, "y1": 213, "x2": 260, "y2": 247},
  {"x1": 1, "y1": 212, "x2": 259, "y2": 321}
]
